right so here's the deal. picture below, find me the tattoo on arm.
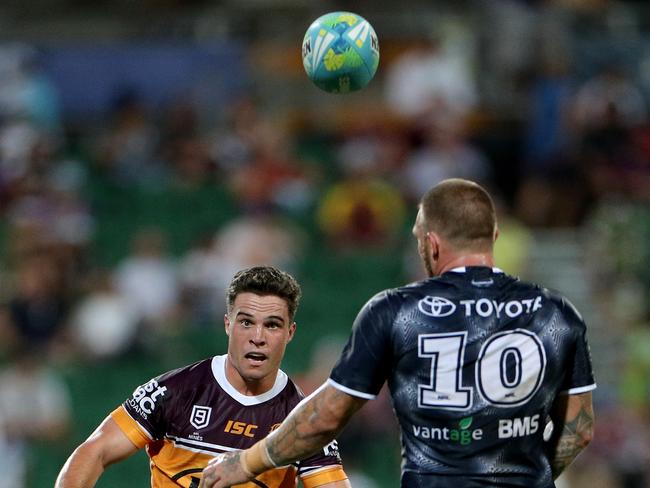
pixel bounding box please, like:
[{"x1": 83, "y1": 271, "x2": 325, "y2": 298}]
[
  {"x1": 221, "y1": 452, "x2": 243, "y2": 472},
  {"x1": 266, "y1": 385, "x2": 363, "y2": 467},
  {"x1": 548, "y1": 394, "x2": 594, "y2": 479}
]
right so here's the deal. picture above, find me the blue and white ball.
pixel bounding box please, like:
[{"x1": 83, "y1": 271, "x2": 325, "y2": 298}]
[{"x1": 302, "y1": 12, "x2": 380, "y2": 94}]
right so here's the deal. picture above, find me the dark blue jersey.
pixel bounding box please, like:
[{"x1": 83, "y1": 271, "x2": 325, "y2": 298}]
[{"x1": 329, "y1": 267, "x2": 596, "y2": 488}]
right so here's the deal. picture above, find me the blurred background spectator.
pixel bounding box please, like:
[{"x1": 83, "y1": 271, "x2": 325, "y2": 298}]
[
  {"x1": 69, "y1": 268, "x2": 140, "y2": 361},
  {"x1": 0, "y1": 1, "x2": 647, "y2": 487},
  {"x1": 114, "y1": 228, "x2": 180, "y2": 334},
  {"x1": 0, "y1": 346, "x2": 70, "y2": 487}
]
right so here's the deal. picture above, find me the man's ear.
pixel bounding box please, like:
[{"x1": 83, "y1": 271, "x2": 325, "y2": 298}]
[
  {"x1": 224, "y1": 314, "x2": 231, "y2": 336},
  {"x1": 427, "y1": 231, "x2": 440, "y2": 261},
  {"x1": 494, "y1": 226, "x2": 499, "y2": 243},
  {"x1": 287, "y1": 322, "x2": 296, "y2": 342}
]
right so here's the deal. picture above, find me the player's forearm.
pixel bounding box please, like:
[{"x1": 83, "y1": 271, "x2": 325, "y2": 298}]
[
  {"x1": 55, "y1": 443, "x2": 106, "y2": 488},
  {"x1": 200, "y1": 384, "x2": 365, "y2": 488},
  {"x1": 265, "y1": 384, "x2": 363, "y2": 467},
  {"x1": 547, "y1": 395, "x2": 594, "y2": 479}
]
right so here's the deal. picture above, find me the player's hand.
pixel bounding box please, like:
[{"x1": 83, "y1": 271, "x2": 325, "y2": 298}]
[{"x1": 199, "y1": 451, "x2": 251, "y2": 488}]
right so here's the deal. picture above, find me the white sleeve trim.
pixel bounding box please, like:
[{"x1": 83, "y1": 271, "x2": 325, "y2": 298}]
[
  {"x1": 559, "y1": 383, "x2": 597, "y2": 395},
  {"x1": 327, "y1": 378, "x2": 377, "y2": 400},
  {"x1": 298, "y1": 464, "x2": 341, "y2": 476}
]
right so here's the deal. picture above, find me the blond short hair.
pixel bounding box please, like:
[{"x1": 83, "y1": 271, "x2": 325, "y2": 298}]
[{"x1": 420, "y1": 179, "x2": 497, "y2": 252}]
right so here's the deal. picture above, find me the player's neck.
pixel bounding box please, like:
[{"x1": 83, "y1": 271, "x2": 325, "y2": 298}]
[{"x1": 436, "y1": 252, "x2": 495, "y2": 275}]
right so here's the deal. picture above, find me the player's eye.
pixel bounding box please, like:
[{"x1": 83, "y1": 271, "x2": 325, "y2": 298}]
[
  {"x1": 240, "y1": 319, "x2": 252, "y2": 327},
  {"x1": 266, "y1": 322, "x2": 281, "y2": 329}
]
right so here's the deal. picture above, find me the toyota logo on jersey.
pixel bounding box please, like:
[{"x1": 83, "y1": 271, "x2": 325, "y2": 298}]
[{"x1": 418, "y1": 296, "x2": 456, "y2": 317}]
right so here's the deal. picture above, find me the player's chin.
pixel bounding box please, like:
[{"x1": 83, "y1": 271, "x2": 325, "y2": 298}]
[
  {"x1": 241, "y1": 367, "x2": 274, "y2": 386},
  {"x1": 245, "y1": 357, "x2": 281, "y2": 379},
  {"x1": 242, "y1": 358, "x2": 271, "y2": 375}
]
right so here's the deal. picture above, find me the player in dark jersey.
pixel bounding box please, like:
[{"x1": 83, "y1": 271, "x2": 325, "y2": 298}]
[
  {"x1": 200, "y1": 179, "x2": 595, "y2": 488},
  {"x1": 55, "y1": 266, "x2": 350, "y2": 488}
]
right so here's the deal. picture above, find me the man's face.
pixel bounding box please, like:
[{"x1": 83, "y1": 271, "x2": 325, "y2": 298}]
[
  {"x1": 412, "y1": 208, "x2": 435, "y2": 278},
  {"x1": 224, "y1": 292, "x2": 296, "y2": 392}
]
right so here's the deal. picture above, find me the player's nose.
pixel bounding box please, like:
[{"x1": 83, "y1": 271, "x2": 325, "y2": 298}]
[{"x1": 250, "y1": 325, "x2": 266, "y2": 345}]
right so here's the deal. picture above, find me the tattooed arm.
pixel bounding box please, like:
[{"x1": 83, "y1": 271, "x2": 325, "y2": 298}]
[
  {"x1": 546, "y1": 391, "x2": 594, "y2": 480},
  {"x1": 200, "y1": 384, "x2": 365, "y2": 488},
  {"x1": 266, "y1": 383, "x2": 364, "y2": 465}
]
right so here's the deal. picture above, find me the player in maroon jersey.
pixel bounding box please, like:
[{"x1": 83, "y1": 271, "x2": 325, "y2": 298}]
[{"x1": 55, "y1": 266, "x2": 350, "y2": 488}]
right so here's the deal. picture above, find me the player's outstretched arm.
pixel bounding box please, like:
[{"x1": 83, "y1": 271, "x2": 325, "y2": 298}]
[
  {"x1": 55, "y1": 415, "x2": 139, "y2": 488},
  {"x1": 546, "y1": 391, "x2": 594, "y2": 480},
  {"x1": 200, "y1": 383, "x2": 365, "y2": 488},
  {"x1": 266, "y1": 383, "x2": 364, "y2": 467}
]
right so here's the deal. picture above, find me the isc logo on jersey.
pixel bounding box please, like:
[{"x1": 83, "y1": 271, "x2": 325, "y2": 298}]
[
  {"x1": 224, "y1": 420, "x2": 258, "y2": 438},
  {"x1": 418, "y1": 296, "x2": 543, "y2": 319},
  {"x1": 129, "y1": 379, "x2": 167, "y2": 419}
]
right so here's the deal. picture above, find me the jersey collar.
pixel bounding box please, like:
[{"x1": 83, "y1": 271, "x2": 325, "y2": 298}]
[
  {"x1": 211, "y1": 354, "x2": 288, "y2": 406},
  {"x1": 448, "y1": 266, "x2": 504, "y2": 273}
]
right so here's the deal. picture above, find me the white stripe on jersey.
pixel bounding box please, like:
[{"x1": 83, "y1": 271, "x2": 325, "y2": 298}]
[
  {"x1": 168, "y1": 435, "x2": 295, "y2": 469},
  {"x1": 167, "y1": 434, "x2": 237, "y2": 453},
  {"x1": 299, "y1": 464, "x2": 338, "y2": 476},
  {"x1": 168, "y1": 442, "x2": 231, "y2": 456},
  {"x1": 559, "y1": 383, "x2": 597, "y2": 395},
  {"x1": 327, "y1": 378, "x2": 377, "y2": 400}
]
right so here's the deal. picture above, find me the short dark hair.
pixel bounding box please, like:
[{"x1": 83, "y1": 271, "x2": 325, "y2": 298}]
[
  {"x1": 226, "y1": 266, "x2": 302, "y2": 320},
  {"x1": 420, "y1": 179, "x2": 497, "y2": 251}
]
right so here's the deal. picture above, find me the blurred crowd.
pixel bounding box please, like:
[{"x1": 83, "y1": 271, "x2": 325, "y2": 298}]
[{"x1": 0, "y1": 2, "x2": 648, "y2": 487}]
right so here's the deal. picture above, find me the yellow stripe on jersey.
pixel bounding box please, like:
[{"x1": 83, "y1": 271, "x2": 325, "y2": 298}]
[
  {"x1": 148, "y1": 439, "x2": 212, "y2": 487},
  {"x1": 111, "y1": 406, "x2": 151, "y2": 449},
  {"x1": 108, "y1": 415, "x2": 301, "y2": 488},
  {"x1": 150, "y1": 439, "x2": 297, "y2": 487},
  {"x1": 301, "y1": 466, "x2": 348, "y2": 488},
  {"x1": 239, "y1": 466, "x2": 297, "y2": 488}
]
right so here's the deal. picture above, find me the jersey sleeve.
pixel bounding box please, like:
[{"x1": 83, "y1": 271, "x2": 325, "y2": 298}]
[
  {"x1": 329, "y1": 291, "x2": 393, "y2": 399},
  {"x1": 111, "y1": 406, "x2": 152, "y2": 448},
  {"x1": 559, "y1": 298, "x2": 597, "y2": 395},
  {"x1": 111, "y1": 374, "x2": 172, "y2": 444},
  {"x1": 298, "y1": 440, "x2": 348, "y2": 488}
]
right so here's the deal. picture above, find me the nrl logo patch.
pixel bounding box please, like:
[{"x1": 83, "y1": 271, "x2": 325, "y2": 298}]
[{"x1": 190, "y1": 405, "x2": 212, "y2": 430}]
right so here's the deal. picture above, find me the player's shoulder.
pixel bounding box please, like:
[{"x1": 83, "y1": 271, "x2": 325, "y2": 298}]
[
  {"x1": 514, "y1": 278, "x2": 586, "y2": 327},
  {"x1": 149, "y1": 357, "x2": 214, "y2": 391},
  {"x1": 371, "y1": 277, "x2": 436, "y2": 303},
  {"x1": 357, "y1": 287, "x2": 398, "y2": 316},
  {"x1": 548, "y1": 291, "x2": 586, "y2": 326},
  {"x1": 359, "y1": 278, "x2": 453, "y2": 316}
]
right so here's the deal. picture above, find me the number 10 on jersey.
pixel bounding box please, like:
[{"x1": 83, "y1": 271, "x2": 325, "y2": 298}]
[{"x1": 418, "y1": 330, "x2": 547, "y2": 410}]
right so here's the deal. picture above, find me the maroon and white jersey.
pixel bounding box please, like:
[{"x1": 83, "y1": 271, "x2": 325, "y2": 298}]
[{"x1": 112, "y1": 355, "x2": 347, "y2": 488}]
